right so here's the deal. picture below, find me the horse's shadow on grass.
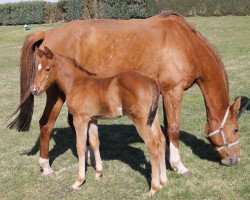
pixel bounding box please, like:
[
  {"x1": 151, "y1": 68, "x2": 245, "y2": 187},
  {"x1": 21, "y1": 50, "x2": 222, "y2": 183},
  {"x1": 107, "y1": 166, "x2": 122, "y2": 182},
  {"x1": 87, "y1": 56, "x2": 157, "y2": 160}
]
[{"x1": 24, "y1": 124, "x2": 221, "y2": 186}]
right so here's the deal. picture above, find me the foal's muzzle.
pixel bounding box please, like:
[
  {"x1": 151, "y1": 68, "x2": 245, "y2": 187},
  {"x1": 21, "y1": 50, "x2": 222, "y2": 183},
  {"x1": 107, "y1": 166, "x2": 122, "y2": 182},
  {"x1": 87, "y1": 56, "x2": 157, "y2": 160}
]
[{"x1": 31, "y1": 86, "x2": 41, "y2": 95}]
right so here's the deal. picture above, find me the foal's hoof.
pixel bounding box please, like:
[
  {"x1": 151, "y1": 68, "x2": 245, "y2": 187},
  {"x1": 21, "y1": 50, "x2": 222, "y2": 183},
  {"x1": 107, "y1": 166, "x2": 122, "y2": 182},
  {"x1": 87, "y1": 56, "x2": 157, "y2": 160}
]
[
  {"x1": 148, "y1": 189, "x2": 157, "y2": 197},
  {"x1": 72, "y1": 179, "x2": 85, "y2": 191},
  {"x1": 95, "y1": 172, "x2": 102, "y2": 180}
]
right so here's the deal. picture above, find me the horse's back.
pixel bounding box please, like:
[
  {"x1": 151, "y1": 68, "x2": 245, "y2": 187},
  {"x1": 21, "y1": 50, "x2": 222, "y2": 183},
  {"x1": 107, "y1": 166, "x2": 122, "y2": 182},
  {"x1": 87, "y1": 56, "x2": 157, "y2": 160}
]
[{"x1": 40, "y1": 13, "x2": 202, "y2": 91}]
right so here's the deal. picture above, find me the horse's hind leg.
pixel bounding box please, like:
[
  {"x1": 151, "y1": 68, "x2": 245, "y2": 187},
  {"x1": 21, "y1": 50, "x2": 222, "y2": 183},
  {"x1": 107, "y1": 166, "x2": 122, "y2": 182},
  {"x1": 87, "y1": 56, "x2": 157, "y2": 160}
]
[
  {"x1": 162, "y1": 88, "x2": 190, "y2": 175},
  {"x1": 134, "y1": 120, "x2": 161, "y2": 196},
  {"x1": 39, "y1": 86, "x2": 65, "y2": 176},
  {"x1": 88, "y1": 120, "x2": 103, "y2": 180},
  {"x1": 151, "y1": 115, "x2": 167, "y2": 187}
]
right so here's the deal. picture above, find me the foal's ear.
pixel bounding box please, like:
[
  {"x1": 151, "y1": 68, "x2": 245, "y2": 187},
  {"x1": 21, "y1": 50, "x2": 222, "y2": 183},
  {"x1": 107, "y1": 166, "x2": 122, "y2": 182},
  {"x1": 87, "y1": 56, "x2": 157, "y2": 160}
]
[
  {"x1": 44, "y1": 46, "x2": 53, "y2": 59},
  {"x1": 35, "y1": 46, "x2": 44, "y2": 58}
]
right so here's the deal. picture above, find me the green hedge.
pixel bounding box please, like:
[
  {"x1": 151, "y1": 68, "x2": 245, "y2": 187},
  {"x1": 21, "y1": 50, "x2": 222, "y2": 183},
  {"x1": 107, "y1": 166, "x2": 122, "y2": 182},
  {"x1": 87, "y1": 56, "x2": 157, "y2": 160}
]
[
  {"x1": 44, "y1": 3, "x2": 63, "y2": 23},
  {"x1": 158, "y1": 0, "x2": 250, "y2": 16},
  {"x1": 0, "y1": 0, "x2": 249, "y2": 26},
  {"x1": 59, "y1": 0, "x2": 84, "y2": 21},
  {"x1": 0, "y1": 2, "x2": 45, "y2": 25},
  {"x1": 100, "y1": 0, "x2": 158, "y2": 19}
]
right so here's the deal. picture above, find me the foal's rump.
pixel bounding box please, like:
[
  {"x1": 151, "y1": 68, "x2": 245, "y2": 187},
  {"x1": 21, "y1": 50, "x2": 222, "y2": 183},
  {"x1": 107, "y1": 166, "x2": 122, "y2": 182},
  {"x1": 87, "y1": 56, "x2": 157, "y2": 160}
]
[{"x1": 117, "y1": 72, "x2": 160, "y2": 126}]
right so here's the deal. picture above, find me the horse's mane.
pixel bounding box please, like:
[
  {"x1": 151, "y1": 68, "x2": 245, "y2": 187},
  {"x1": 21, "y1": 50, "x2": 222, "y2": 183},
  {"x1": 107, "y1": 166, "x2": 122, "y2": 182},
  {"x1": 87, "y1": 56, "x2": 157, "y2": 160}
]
[
  {"x1": 159, "y1": 11, "x2": 229, "y2": 90},
  {"x1": 59, "y1": 55, "x2": 96, "y2": 76}
]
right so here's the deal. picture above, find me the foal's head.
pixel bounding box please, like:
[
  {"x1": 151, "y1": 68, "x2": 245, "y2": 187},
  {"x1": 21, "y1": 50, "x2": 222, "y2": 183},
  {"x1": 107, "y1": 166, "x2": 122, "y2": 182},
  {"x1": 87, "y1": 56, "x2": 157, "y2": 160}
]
[{"x1": 31, "y1": 46, "x2": 57, "y2": 95}]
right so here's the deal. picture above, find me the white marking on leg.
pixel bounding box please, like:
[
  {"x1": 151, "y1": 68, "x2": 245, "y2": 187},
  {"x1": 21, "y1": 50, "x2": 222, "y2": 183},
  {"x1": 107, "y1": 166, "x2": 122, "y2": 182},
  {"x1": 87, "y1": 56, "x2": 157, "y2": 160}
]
[
  {"x1": 38, "y1": 63, "x2": 42, "y2": 71},
  {"x1": 116, "y1": 107, "x2": 123, "y2": 116},
  {"x1": 169, "y1": 142, "x2": 188, "y2": 174},
  {"x1": 39, "y1": 157, "x2": 54, "y2": 176}
]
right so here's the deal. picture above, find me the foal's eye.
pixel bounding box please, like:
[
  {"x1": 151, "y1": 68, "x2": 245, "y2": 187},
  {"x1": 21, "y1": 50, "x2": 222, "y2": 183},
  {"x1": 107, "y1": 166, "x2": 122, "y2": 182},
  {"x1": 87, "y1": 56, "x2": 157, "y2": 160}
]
[
  {"x1": 234, "y1": 129, "x2": 239, "y2": 134},
  {"x1": 45, "y1": 67, "x2": 51, "y2": 73}
]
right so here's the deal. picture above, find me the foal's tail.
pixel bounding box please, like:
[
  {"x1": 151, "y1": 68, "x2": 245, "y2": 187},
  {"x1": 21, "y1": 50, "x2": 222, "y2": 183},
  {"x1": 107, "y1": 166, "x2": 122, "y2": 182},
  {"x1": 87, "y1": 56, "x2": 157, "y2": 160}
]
[
  {"x1": 147, "y1": 80, "x2": 160, "y2": 126},
  {"x1": 7, "y1": 31, "x2": 45, "y2": 131}
]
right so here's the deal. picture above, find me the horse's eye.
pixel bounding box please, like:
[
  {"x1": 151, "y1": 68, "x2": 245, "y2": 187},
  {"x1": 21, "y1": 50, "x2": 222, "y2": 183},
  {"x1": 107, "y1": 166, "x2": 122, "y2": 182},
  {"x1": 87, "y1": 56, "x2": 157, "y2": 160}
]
[{"x1": 234, "y1": 129, "x2": 239, "y2": 134}]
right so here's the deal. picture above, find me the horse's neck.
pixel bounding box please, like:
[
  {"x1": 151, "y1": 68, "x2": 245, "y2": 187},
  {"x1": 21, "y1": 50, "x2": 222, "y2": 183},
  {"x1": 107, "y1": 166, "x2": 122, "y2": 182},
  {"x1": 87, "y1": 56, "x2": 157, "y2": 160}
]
[
  {"x1": 55, "y1": 58, "x2": 87, "y2": 95},
  {"x1": 197, "y1": 53, "x2": 229, "y2": 132}
]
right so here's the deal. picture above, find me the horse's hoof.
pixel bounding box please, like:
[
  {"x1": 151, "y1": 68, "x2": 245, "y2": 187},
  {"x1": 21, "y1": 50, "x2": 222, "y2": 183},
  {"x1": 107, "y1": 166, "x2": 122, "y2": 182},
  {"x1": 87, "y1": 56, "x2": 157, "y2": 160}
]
[{"x1": 41, "y1": 168, "x2": 56, "y2": 177}]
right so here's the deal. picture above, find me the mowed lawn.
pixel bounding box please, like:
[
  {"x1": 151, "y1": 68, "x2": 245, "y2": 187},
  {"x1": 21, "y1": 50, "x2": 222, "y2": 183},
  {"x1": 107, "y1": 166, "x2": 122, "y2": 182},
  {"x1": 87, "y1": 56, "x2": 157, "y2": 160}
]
[{"x1": 0, "y1": 16, "x2": 249, "y2": 200}]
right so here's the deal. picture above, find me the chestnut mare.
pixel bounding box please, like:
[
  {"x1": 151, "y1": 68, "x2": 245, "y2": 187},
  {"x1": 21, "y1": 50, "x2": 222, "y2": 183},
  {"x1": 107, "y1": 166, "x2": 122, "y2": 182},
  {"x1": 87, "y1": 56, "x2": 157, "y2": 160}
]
[
  {"x1": 32, "y1": 46, "x2": 166, "y2": 195},
  {"x1": 9, "y1": 12, "x2": 241, "y2": 175}
]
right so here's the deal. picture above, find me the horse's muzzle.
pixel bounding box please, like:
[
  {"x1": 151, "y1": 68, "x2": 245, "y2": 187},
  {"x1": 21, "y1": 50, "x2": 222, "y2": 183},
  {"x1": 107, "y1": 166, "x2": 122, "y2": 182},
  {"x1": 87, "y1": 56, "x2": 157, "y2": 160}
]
[{"x1": 221, "y1": 155, "x2": 240, "y2": 166}]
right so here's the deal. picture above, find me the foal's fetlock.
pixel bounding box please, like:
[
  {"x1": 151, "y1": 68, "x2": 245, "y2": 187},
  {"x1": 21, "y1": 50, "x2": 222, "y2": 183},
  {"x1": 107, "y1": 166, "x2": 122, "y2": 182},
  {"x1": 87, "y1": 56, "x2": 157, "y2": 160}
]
[{"x1": 160, "y1": 174, "x2": 168, "y2": 187}]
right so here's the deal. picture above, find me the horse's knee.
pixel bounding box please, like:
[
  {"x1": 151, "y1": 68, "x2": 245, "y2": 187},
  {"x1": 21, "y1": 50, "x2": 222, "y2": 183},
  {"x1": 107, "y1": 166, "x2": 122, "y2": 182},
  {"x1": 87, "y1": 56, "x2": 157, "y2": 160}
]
[{"x1": 167, "y1": 124, "x2": 180, "y2": 141}]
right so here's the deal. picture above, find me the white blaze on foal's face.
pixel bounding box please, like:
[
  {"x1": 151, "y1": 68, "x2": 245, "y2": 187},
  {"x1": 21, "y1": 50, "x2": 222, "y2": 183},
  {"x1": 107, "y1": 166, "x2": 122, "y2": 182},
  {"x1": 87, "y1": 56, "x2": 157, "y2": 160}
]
[{"x1": 38, "y1": 63, "x2": 42, "y2": 71}]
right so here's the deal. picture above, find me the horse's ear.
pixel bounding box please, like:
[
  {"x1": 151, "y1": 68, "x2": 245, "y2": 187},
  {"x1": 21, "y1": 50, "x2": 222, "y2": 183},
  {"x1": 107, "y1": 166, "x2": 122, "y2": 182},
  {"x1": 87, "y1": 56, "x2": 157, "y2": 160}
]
[
  {"x1": 35, "y1": 46, "x2": 44, "y2": 58},
  {"x1": 44, "y1": 46, "x2": 53, "y2": 59},
  {"x1": 231, "y1": 96, "x2": 241, "y2": 113}
]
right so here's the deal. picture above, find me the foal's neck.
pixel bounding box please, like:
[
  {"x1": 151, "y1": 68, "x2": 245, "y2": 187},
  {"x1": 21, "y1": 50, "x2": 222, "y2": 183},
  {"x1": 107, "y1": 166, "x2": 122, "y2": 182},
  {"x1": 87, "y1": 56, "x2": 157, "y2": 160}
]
[{"x1": 55, "y1": 57, "x2": 88, "y2": 95}]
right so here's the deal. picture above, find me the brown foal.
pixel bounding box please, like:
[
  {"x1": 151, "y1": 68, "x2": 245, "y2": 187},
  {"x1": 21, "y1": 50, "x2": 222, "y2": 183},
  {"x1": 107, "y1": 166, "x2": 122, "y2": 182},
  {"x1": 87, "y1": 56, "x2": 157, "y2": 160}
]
[{"x1": 32, "y1": 46, "x2": 167, "y2": 195}]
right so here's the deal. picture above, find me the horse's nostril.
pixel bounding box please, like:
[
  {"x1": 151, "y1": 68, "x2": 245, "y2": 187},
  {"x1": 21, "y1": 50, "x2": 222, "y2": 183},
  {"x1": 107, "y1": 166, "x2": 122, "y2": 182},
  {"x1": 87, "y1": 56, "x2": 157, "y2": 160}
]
[{"x1": 229, "y1": 158, "x2": 233, "y2": 166}]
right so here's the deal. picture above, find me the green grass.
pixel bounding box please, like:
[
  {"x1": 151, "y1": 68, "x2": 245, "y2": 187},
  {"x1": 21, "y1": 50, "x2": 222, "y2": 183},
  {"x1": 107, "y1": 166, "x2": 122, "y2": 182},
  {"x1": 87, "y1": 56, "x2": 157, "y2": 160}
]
[{"x1": 0, "y1": 16, "x2": 249, "y2": 200}]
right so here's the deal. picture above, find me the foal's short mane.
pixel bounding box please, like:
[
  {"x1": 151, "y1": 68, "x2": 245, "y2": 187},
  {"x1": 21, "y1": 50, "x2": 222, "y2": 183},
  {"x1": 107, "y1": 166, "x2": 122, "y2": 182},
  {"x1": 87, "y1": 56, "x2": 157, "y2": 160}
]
[
  {"x1": 159, "y1": 11, "x2": 229, "y2": 90},
  {"x1": 59, "y1": 55, "x2": 96, "y2": 76}
]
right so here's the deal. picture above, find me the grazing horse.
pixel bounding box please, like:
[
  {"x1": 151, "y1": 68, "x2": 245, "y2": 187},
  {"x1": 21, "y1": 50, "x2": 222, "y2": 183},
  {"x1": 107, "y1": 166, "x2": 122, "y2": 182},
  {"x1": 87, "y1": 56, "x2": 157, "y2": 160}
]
[
  {"x1": 8, "y1": 12, "x2": 241, "y2": 175},
  {"x1": 32, "y1": 46, "x2": 167, "y2": 195}
]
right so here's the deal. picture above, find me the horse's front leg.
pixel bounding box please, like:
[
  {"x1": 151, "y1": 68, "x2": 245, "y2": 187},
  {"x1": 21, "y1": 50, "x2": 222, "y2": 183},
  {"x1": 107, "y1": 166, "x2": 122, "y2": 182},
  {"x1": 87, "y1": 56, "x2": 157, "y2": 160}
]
[
  {"x1": 162, "y1": 87, "x2": 190, "y2": 175},
  {"x1": 39, "y1": 86, "x2": 65, "y2": 176},
  {"x1": 72, "y1": 115, "x2": 89, "y2": 190}
]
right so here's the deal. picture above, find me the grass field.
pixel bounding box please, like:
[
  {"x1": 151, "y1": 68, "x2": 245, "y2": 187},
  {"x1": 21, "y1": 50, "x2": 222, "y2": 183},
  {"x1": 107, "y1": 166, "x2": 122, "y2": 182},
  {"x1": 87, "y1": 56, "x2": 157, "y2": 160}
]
[{"x1": 0, "y1": 16, "x2": 249, "y2": 200}]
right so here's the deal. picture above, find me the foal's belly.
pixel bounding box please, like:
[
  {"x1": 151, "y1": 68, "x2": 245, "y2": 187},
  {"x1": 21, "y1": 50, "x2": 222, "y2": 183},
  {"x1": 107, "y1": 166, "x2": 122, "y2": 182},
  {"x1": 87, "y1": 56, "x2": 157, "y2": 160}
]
[{"x1": 92, "y1": 106, "x2": 124, "y2": 120}]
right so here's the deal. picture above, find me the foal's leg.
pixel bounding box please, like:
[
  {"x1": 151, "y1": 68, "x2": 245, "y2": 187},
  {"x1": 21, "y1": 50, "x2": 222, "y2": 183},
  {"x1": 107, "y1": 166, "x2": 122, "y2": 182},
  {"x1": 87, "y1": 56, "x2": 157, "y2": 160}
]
[
  {"x1": 88, "y1": 120, "x2": 103, "y2": 180},
  {"x1": 39, "y1": 86, "x2": 65, "y2": 176},
  {"x1": 162, "y1": 88, "x2": 189, "y2": 174},
  {"x1": 151, "y1": 115, "x2": 167, "y2": 187},
  {"x1": 68, "y1": 113, "x2": 95, "y2": 167},
  {"x1": 134, "y1": 120, "x2": 161, "y2": 196},
  {"x1": 72, "y1": 115, "x2": 89, "y2": 190}
]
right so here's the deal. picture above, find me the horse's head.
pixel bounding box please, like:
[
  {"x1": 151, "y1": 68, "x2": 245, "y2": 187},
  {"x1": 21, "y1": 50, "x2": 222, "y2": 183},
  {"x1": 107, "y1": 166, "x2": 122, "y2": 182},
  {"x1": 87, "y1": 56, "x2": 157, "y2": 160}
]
[
  {"x1": 206, "y1": 97, "x2": 241, "y2": 166},
  {"x1": 31, "y1": 46, "x2": 57, "y2": 95}
]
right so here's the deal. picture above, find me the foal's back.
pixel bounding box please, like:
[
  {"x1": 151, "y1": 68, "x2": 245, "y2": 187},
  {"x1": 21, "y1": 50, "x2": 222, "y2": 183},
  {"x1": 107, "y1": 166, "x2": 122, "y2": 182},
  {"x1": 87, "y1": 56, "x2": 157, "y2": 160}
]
[{"x1": 66, "y1": 71, "x2": 159, "y2": 121}]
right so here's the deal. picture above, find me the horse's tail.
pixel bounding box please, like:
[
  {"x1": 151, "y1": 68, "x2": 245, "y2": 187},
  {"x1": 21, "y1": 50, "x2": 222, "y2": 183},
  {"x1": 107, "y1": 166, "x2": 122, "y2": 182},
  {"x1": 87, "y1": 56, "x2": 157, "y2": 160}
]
[
  {"x1": 7, "y1": 31, "x2": 45, "y2": 132},
  {"x1": 147, "y1": 80, "x2": 160, "y2": 126}
]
